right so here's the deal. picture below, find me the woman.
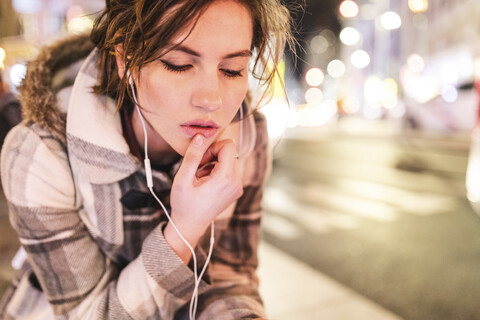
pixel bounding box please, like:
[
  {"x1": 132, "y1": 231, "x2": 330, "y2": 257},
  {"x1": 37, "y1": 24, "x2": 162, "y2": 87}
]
[{"x1": 0, "y1": 0, "x2": 291, "y2": 319}]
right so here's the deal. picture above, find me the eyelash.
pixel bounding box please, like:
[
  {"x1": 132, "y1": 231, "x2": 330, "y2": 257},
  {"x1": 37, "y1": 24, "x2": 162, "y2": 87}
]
[
  {"x1": 160, "y1": 60, "x2": 243, "y2": 78},
  {"x1": 221, "y1": 69, "x2": 243, "y2": 78}
]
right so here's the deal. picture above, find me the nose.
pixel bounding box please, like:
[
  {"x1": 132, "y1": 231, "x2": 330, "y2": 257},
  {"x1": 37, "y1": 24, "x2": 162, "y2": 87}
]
[{"x1": 191, "y1": 74, "x2": 222, "y2": 112}]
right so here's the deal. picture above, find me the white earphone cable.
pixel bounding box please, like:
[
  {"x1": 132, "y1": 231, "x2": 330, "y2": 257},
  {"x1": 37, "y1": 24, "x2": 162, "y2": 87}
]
[{"x1": 130, "y1": 77, "x2": 214, "y2": 320}]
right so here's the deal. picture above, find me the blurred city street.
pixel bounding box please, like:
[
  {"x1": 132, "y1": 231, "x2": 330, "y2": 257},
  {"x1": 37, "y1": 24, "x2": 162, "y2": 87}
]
[{"x1": 260, "y1": 118, "x2": 480, "y2": 320}]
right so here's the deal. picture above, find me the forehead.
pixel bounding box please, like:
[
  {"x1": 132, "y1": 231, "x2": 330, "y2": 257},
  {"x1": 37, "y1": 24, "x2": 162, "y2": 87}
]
[{"x1": 168, "y1": 0, "x2": 253, "y2": 54}]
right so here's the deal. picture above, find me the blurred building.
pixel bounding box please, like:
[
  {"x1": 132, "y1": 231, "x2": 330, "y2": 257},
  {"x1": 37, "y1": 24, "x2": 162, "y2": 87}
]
[
  {"x1": 399, "y1": 0, "x2": 480, "y2": 132},
  {"x1": 0, "y1": 0, "x2": 104, "y2": 90},
  {"x1": 277, "y1": 0, "x2": 480, "y2": 134},
  {"x1": 0, "y1": 1, "x2": 21, "y2": 38}
]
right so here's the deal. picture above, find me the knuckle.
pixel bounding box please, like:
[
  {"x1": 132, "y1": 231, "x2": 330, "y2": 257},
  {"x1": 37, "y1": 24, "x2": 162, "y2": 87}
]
[
  {"x1": 221, "y1": 139, "x2": 236, "y2": 151},
  {"x1": 234, "y1": 184, "x2": 244, "y2": 198},
  {"x1": 173, "y1": 181, "x2": 188, "y2": 193}
]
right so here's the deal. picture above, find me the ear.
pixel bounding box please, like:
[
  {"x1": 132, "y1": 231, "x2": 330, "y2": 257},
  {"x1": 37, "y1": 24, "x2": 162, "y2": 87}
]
[{"x1": 114, "y1": 44, "x2": 126, "y2": 80}]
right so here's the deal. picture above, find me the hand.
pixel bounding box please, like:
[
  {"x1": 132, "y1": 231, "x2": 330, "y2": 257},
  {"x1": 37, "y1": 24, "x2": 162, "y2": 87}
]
[{"x1": 165, "y1": 135, "x2": 243, "y2": 260}]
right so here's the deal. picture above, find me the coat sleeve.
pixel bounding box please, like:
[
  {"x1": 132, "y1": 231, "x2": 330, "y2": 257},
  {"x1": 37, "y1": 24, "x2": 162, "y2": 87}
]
[
  {"x1": 0, "y1": 124, "x2": 209, "y2": 319},
  {"x1": 187, "y1": 112, "x2": 270, "y2": 320}
]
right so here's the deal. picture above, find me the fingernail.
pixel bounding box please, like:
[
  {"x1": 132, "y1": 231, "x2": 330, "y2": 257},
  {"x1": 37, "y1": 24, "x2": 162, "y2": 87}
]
[{"x1": 194, "y1": 135, "x2": 204, "y2": 147}]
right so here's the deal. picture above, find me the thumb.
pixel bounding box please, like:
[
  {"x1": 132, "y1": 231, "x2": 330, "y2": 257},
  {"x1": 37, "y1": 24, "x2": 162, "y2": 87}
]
[{"x1": 177, "y1": 135, "x2": 208, "y2": 180}]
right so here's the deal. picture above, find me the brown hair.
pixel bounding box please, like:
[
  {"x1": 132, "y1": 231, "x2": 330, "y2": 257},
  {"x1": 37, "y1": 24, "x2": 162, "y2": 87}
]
[{"x1": 91, "y1": 0, "x2": 293, "y2": 111}]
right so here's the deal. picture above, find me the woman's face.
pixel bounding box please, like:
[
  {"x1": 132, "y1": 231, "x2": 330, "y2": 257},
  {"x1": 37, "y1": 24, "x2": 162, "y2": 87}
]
[{"x1": 131, "y1": 0, "x2": 253, "y2": 156}]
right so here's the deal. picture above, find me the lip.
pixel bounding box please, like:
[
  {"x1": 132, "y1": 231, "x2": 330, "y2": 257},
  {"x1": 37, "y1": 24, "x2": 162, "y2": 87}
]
[{"x1": 180, "y1": 120, "x2": 220, "y2": 138}]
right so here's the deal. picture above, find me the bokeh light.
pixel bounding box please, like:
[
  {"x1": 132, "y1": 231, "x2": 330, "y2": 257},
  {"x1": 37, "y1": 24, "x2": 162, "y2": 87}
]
[
  {"x1": 351, "y1": 50, "x2": 370, "y2": 69},
  {"x1": 339, "y1": 0, "x2": 359, "y2": 18},
  {"x1": 305, "y1": 68, "x2": 325, "y2": 87},
  {"x1": 287, "y1": 108, "x2": 300, "y2": 128},
  {"x1": 381, "y1": 91, "x2": 398, "y2": 109},
  {"x1": 260, "y1": 99, "x2": 289, "y2": 138},
  {"x1": 383, "y1": 78, "x2": 398, "y2": 95},
  {"x1": 364, "y1": 76, "x2": 383, "y2": 103},
  {"x1": 411, "y1": 76, "x2": 439, "y2": 103},
  {"x1": 408, "y1": 0, "x2": 428, "y2": 13},
  {"x1": 0, "y1": 48, "x2": 5, "y2": 69},
  {"x1": 68, "y1": 16, "x2": 94, "y2": 34},
  {"x1": 320, "y1": 29, "x2": 337, "y2": 44},
  {"x1": 339, "y1": 27, "x2": 360, "y2": 46},
  {"x1": 440, "y1": 63, "x2": 459, "y2": 85},
  {"x1": 311, "y1": 35, "x2": 329, "y2": 54},
  {"x1": 474, "y1": 57, "x2": 480, "y2": 79},
  {"x1": 407, "y1": 54, "x2": 425, "y2": 73},
  {"x1": 305, "y1": 87, "x2": 323, "y2": 105},
  {"x1": 363, "y1": 76, "x2": 399, "y2": 109},
  {"x1": 441, "y1": 85, "x2": 458, "y2": 103},
  {"x1": 341, "y1": 95, "x2": 361, "y2": 114},
  {"x1": 10, "y1": 63, "x2": 27, "y2": 87},
  {"x1": 13, "y1": 0, "x2": 41, "y2": 14},
  {"x1": 380, "y1": 11, "x2": 402, "y2": 30},
  {"x1": 327, "y1": 59, "x2": 346, "y2": 78}
]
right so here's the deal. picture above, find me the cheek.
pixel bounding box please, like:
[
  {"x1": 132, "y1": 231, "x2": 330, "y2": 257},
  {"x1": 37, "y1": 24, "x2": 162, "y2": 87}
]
[
  {"x1": 140, "y1": 66, "x2": 176, "y2": 108},
  {"x1": 224, "y1": 81, "x2": 249, "y2": 111},
  {"x1": 141, "y1": 80, "x2": 182, "y2": 114}
]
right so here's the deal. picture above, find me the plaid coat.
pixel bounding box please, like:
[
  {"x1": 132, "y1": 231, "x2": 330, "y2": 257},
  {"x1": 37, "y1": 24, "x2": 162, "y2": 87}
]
[{"x1": 0, "y1": 36, "x2": 269, "y2": 319}]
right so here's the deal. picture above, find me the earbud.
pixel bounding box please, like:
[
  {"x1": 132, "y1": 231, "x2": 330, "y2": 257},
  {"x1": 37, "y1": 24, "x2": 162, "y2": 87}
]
[{"x1": 126, "y1": 70, "x2": 133, "y2": 86}]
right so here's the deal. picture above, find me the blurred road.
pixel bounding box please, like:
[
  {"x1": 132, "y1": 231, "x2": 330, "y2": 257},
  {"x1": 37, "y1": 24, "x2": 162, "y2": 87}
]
[
  {"x1": 262, "y1": 118, "x2": 480, "y2": 320},
  {"x1": 1, "y1": 118, "x2": 480, "y2": 319}
]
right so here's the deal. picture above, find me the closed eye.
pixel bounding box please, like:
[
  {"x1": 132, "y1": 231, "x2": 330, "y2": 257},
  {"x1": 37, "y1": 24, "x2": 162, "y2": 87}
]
[
  {"x1": 221, "y1": 69, "x2": 243, "y2": 78},
  {"x1": 161, "y1": 60, "x2": 192, "y2": 73}
]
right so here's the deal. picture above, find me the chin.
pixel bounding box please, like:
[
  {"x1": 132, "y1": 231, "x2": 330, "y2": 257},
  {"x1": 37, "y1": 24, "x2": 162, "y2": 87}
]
[{"x1": 170, "y1": 139, "x2": 192, "y2": 157}]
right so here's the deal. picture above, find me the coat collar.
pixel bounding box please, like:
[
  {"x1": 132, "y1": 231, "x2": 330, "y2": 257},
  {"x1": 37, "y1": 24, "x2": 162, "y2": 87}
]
[{"x1": 66, "y1": 50, "x2": 141, "y2": 184}]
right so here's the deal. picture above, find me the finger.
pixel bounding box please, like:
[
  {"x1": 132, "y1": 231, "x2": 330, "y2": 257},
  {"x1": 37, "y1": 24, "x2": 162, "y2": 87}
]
[
  {"x1": 200, "y1": 140, "x2": 225, "y2": 165},
  {"x1": 199, "y1": 139, "x2": 235, "y2": 166},
  {"x1": 196, "y1": 161, "x2": 217, "y2": 178},
  {"x1": 205, "y1": 139, "x2": 236, "y2": 158},
  {"x1": 197, "y1": 140, "x2": 236, "y2": 178},
  {"x1": 176, "y1": 135, "x2": 209, "y2": 181},
  {"x1": 211, "y1": 140, "x2": 238, "y2": 175}
]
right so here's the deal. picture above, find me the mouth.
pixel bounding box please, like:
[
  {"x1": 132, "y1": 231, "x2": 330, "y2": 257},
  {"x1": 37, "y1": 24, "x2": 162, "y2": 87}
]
[{"x1": 180, "y1": 120, "x2": 220, "y2": 138}]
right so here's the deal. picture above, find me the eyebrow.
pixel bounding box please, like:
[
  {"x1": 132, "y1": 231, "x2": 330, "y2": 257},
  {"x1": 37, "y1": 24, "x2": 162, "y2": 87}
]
[{"x1": 171, "y1": 45, "x2": 252, "y2": 59}]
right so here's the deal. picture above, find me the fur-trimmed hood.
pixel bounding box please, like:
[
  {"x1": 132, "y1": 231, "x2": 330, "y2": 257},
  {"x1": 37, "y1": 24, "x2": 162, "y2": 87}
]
[{"x1": 19, "y1": 34, "x2": 95, "y2": 142}]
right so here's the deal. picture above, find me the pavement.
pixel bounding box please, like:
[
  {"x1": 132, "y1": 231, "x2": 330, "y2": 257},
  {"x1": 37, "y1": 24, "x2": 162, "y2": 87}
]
[{"x1": 258, "y1": 241, "x2": 402, "y2": 320}]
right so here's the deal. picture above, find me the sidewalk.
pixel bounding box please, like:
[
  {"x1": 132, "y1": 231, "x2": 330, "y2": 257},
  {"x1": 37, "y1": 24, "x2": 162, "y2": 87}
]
[{"x1": 258, "y1": 241, "x2": 402, "y2": 320}]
